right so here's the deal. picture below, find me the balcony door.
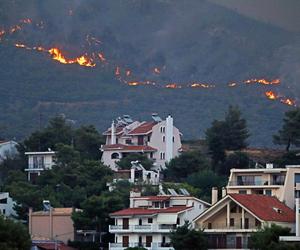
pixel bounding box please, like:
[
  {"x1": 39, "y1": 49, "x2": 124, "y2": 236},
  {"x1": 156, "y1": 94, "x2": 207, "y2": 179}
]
[
  {"x1": 146, "y1": 236, "x2": 152, "y2": 248},
  {"x1": 236, "y1": 236, "x2": 242, "y2": 249},
  {"x1": 123, "y1": 218, "x2": 129, "y2": 229},
  {"x1": 138, "y1": 136, "x2": 144, "y2": 145},
  {"x1": 122, "y1": 236, "x2": 129, "y2": 247}
]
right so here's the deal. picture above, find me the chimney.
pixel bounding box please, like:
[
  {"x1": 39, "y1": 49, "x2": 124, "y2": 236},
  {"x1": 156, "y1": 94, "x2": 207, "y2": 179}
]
[
  {"x1": 211, "y1": 187, "x2": 218, "y2": 205},
  {"x1": 129, "y1": 189, "x2": 141, "y2": 208},
  {"x1": 222, "y1": 187, "x2": 227, "y2": 198},
  {"x1": 165, "y1": 115, "x2": 173, "y2": 162},
  {"x1": 111, "y1": 120, "x2": 116, "y2": 144}
]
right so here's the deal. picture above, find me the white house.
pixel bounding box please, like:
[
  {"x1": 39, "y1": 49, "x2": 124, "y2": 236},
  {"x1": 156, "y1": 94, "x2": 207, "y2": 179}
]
[
  {"x1": 25, "y1": 151, "x2": 56, "y2": 181},
  {"x1": 226, "y1": 164, "x2": 300, "y2": 209},
  {"x1": 0, "y1": 140, "x2": 18, "y2": 162},
  {"x1": 101, "y1": 114, "x2": 182, "y2": 171},
  {"x1": 0, "y1": 192, "x2": 17, "y2": 218},
  {"x1": 109, "y1": 191, "x2": 210, "y2": 250}
]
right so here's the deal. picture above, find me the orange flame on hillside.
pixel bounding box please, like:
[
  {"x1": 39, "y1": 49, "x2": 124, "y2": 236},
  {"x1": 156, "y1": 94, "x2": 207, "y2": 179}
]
[
  {"x1": 10, "y1": 25, "x2": 21, "y2": 34},
  {"x1": 245, "y1": 78, "x2": 280, "y2": 85},
  {"x1": 126, "y1": 70, "x2": 131, "y2": 76},
  {"x1": 98, "y1": 52, "x2": 106, "y2": 62},
  {"x1": 265, "y1": 91, "x2": 277, "y2": 100},
  {"x1": 190, "y1": 83, "x2": 215, "y2": 88},
  {"x1": 153, "y1": 67, "x2": 160, "y2": 74},
  {"x1": 48, "y1": 48, "x2": 95, "y2": 67},
  {"x1": 281, "y1": 98, "x2": 296, "y2": 106},
  {"x1": 165, "y1": 84, "x2": 181, "y2": 89},
  {"x1": 20, "y1": 18, "x2": 32, "y2": 24},
  {"x1": 228, "y1": 82, "x2": 237, "y2": 87},
  {"x1": 115, "y1": 66, "x2": 120, "y2": 76}
]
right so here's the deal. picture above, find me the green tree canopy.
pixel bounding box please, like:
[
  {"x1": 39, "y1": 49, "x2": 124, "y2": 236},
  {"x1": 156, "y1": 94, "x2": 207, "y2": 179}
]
[
  {"x1": 250, "y1": 224, "x2": 298, "y2": 250},
  {"x1": 116, "y1": 153, "x2": 154, "y2": 170},
  {"x1": 273, "y1": 108, "x2": 300, "y2": 151},
  {"x1": 0, "y1": 215, "x2": 31, "y2": 250},
  {"x1": 170, "y1": 222, "x2": 207, "y2": 250},
  {"x1": 165, "y1": 151, "x2": 210, "y2": 181}
]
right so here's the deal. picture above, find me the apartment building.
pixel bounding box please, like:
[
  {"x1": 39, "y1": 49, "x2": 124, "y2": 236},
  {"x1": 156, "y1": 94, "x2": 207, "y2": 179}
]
[
  {"x1": 25, "y1": 151, "x2": 56, "y2": 181},
  {"x1": 101, "y1": 114, "x2": 182, "y2": 171},
  {"x1": 109, "y1": 191, "x2": 210, "y2": 250},
  {"x1": 194, "y1": 194, "x2": 295, "y2": 249},
  {"x1": 0, "y1": 140, "x2": 18, "y2": 162},
  {"x1": 226, "y1": 164, "x2": 300, "y2": 209}
]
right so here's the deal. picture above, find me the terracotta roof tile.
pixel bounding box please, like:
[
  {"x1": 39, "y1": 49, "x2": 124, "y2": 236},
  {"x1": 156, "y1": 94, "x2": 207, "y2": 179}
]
[
  {"x1": 229, "y1": 194, "x2": 295, "y2": 223},
  {"x1": 110, "y1": 206, "x2": 190, "y2": 217},
  {"x1": 127, "y1": 122, "x2": 156, "y2": 135}
]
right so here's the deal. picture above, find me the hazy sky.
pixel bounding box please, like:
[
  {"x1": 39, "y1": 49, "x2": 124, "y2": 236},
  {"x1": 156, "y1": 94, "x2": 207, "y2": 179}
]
[{"x1": 208, "y1": 0, "x2": 300, "y2": 32}]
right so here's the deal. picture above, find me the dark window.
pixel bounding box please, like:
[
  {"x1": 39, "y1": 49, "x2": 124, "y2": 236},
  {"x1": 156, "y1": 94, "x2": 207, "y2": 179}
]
[
  {"x1": 230, "y1": 218, "x2": 234, "y2": 227},
  {"x1": 2, "y1": 209, "x2": 5, "y2": 215},
  {"x1": 273, "y1": 174, "x2": 285, "y2": 185},
  {"x1": 139, "y1": 219, "x2": 142, "y2": 225},
  {"x1": 162, "y1": 136, "x2": 165, "y2": 142},
  {"x1": 172, "y1": 136, "x2": 175, "y2": 142},
  {"x1": 125, "y1": 139, "x2": 132, "y2": 144},
  {"x1": 148, "y1": 218, "x2": 153, "y2": 224},
  {"x1": 165, "y1": 201, "x2": 170, "y2": 207},
  {"x1": 111, "y1": 153, "x2": 119, "y2": 159},
  {"x1": 265, "y1": 190, "x2": 272, "y2": 196},
  {"x1": 0, "y1": 198, "x2": 7, "y2": 204},
  {"x1": 147, "y1": 136, "x2": 151, "y2": 142},
  {"x1": 150, "y1": 152, "x2": 153, "y2": 158},
  {"x1": 230, "y1": 206, "x2": 237, "y2": 213},
  {"x1": 238, "y1": 190, "x2": 247, "y2": 194},
  {"x1": 116, "y1": 138, "x2": 119, "y2": 144},
  {"x1": 245, "y1": 218, "x2": 249, "y2": 229},
  {"x1": 295, "y1": 174, "x2": 300, "y2": 186},
  {"x1": 208, "y1": 223, "x2": 212, "y2": 229},
  {"x1": 154, "y1": 202, "x2": 159, "y2": 208},
  {"x1": 255, "y1": 219, "x2": 261, "y2": 228},
  {"x1": 177, "y1": 218, "x2": 180, "y2": 225}
]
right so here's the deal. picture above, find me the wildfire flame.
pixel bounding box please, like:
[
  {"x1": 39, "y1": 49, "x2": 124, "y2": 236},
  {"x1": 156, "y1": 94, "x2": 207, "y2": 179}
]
[
  {"x1": 126, "y1": 70, "x2": 131, "y2": 76},
  {"x1": 228, "y1": 82, "x2": 237, "y2": 87},
  {"x1": 244, "y1": 78, "x2": 280, "y2": 85},
  {"x1": 190, "y1": 83, "x2": 215, "y2": 88},
  {"x1": 153, "y1": 67, "x2": 160, "y2": 74},
  {"x1": 20, "y1": 18, "x2": 32, "y2": 24},
  {"x1": 281, "y1": 98, "x2": 296, "y2": 106},
  {"x1": 98, "y1": 52, "x2": 106, "y2": 62},
  {"x1": 165, "y1": 84, "x2": 181, "y2": 89},
  {"x1": 265, "y1": 91, "x2": 277, "y2": 100}
]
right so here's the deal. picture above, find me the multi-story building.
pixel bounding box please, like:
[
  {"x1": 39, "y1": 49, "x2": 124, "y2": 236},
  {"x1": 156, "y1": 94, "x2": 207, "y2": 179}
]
[
  {"x1": 109, "y1": 191, "x2": 210, "y2": 250},
  {"x1": 101, "y1": 114, "x2": 182, "y2": 171},
  {"x1": 25, "y1": 151, "x2": 56, "y2": 181},
  {"x1": 0, "y1": 192, "x2": 17, "y2": 218},
  {"x1": 194, "y1": 193, "x2": 295, "y2": 249},
  {"x1": 0, "y1": 140, "x2": 18, "y2": 162},
  {"x1": 226, "y1": 164, "x2": 300, "y2": 209}
]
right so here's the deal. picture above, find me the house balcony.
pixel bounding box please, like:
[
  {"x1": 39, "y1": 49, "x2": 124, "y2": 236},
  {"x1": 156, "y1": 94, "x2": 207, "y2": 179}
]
[
  {"x1": 203, "y1": 223, "x2": 260, "y2": 233},
  {"x1": 228, "y1": 180, "x2": 283, "y2": 188},
  {"x1": 109, "y1": 224, "x2": 177, "y2": 233},
  {"x1": 24, "y1": 163, "x2": 52, "y2": 172},
  {"x1": 109, "y1": 242, "x2": 174, "y2": 250}
]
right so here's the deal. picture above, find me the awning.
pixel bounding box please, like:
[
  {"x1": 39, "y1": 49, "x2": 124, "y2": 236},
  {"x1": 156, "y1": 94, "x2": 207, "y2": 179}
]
[{"x1": 157, "y1": 213, "x2": 178, "y2": 224}]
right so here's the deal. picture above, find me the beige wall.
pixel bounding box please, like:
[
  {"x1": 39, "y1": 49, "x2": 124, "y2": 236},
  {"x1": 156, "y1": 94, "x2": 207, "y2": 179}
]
[{"x1": 30, "y1": 211, "x2": 74, "y2": 243}]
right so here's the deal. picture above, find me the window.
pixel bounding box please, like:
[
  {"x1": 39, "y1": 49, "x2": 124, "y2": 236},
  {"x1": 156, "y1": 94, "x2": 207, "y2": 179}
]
[
  {"x1": 208, "y1": 223, "x2": 212, "y2": 229},
  {"x1": 116, "y1": 138, "x2": 119, "y2": 144},
  {"x1": 139, "y1": 218, "x2": 142, "y2": 225},
  {"x1": 111, "y1": 153, "x2": 119, "y2": 159},
  {"x1": 160, "y1": 127, "x2": 165, "y2": 133},
  {"x1": 2, "y1": 209, "x2": 5, "y2": 215},
  {"x1": 237, "y1": 175, "x2": 262, "y2": 185},
  {"x1": 238, "y1": 190, "x2": 247, "y2": 194},
  {"x1": 147, "y1": 136, "x2": 151, "y2": 142},
  {"x1": 177, "y1": 217, "x2": 180, "y2": 225},
  {"x1": 0, "y1": 198, "x2": 7, "y2": 204},
  {"x1": 162, "y1": 136, "x2": 165, "y2": 142},
  {"x1": 273, "y1": 174, "x2": 285, "y2": 185},
  {"x1": 150, "y1": 152, "x2": 153, "y2": 158},
  {"x1": 265, "y1": 189, "x2": 272, "y2": 196},
  {"x1": 160, "y1": 152, "x2": 165, "y2": 160},
  {"x1": 230, "y1": 218, "x2": 234, "y2": 227},
  {"x1": 295, "y1": 174, "x2": 300, "y2": 186},
  {"x1": 199, "y1": 204, "x2": 202, "y2": 209},
  {"x1": 255, "y1": 219, "x2": 261, "y2": 227},
  {"x1": 165, "y1": 201, "x2": 170, "y2": 208},
  {"x1": 230, "y1": 206, "x2": 237, "y2": 213},
  {"x1": 154, "y1": 202, "x2": 159, "y2": 208},
  {"x1": 125, "y1": 139, "x2": 132, "y2": 145},
  {"x1": 148, "y1": 218, "x2": 153, "y2": 224},
  {"x1": 173, "y1": 136, "x2": 175, "y2": 142}
]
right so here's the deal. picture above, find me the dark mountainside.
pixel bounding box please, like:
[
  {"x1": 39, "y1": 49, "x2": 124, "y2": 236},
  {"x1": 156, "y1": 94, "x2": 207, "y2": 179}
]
[{"x1": 0, "y1": 0, "x2": 299, "y2": 146}]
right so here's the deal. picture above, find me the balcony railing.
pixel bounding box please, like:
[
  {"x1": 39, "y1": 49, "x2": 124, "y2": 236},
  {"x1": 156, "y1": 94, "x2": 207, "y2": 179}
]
[
  {"x1": 109, "y1": 242, "x2": 174, "y2": 250},
  {"x1": 109, "y1": 224, "x2": 177, "y2": 233},
  {"x1": 203, "y1": 223, "x2": 261, "y2": 231},
  {"x1": 25, "y1": 163, "x2": 52, "y2": 170},
  {"x1": 228, "y1": 180, "x2": 284, "y2": 186}
]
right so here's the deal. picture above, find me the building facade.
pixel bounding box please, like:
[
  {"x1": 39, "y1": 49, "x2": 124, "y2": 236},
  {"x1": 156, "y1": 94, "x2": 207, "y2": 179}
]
[
  {"x1": 29, "y1": 207, "x2": 77, "y2": 244},
  {"x1": 194, "y1": 194, "x2": 295, "y2": 249},
  {"x1": 226, "y1": 164, "x2": 300, "y2": 209},
  {"x1": 109, "y1": 191, "x2": 210, "y2": 250},
  {"x1": 0, "y1": 192, "x2": 17, "y2": 218},
  {"x1": 25, "y1": 151, "x2": 56, "y2": 181},
  {"x1": 101, "y1": 114, "x2": 182, "y2": 171},
  {"x1": 0, "y1": 140, "x2": 18, "y2": 162}
]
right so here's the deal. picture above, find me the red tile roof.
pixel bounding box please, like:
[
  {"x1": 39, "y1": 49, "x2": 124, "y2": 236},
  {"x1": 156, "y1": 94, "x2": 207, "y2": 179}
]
[
  {"x1": 229, "y1": 194, "x2": 295, "y2": 223},
  {"x1": 110, "y1": 206, "x2": 191, "y2": 217},
  {"x1": 127, "y1": 122, "x2": 156, "y2": 135},
  {"x1": 103, "y1": 127, "x2": 124, "y2": 135},
  {"x1": 102, "y1": 144, "x2": 157, "y2": 152}
]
